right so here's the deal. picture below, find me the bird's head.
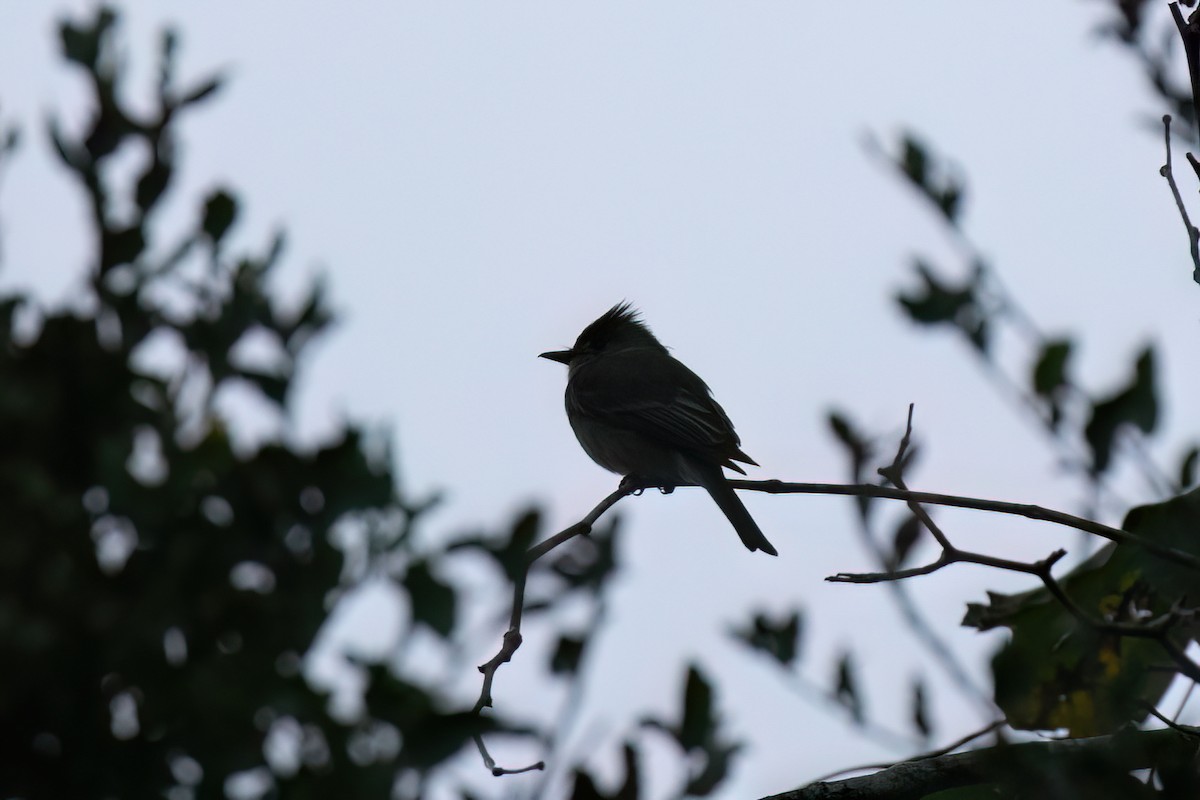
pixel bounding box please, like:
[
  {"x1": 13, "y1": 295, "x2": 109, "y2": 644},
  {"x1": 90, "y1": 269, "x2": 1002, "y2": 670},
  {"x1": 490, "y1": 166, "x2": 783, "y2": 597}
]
[{"x1": 539, "y1": 302, "x2": 666, "y2": 366}]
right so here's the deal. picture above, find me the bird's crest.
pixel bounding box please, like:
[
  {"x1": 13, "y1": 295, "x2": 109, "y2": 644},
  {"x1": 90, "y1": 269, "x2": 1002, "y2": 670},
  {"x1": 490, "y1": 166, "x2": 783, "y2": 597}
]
[{"x1": 574, "y1": 302, "x2": 665, "y2": 354}]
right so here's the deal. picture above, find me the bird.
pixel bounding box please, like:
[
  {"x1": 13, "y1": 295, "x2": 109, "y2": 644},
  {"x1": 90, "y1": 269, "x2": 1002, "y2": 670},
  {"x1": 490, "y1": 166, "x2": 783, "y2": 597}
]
[{"x1": 540, "y1": 302, "x2": 777, "y2": 556}]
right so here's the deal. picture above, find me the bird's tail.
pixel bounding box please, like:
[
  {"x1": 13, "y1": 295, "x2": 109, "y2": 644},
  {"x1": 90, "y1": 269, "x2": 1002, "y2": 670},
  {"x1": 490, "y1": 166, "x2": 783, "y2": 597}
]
[{"x1": 697, "y1": 468, "x2": 778, "y2": 556}]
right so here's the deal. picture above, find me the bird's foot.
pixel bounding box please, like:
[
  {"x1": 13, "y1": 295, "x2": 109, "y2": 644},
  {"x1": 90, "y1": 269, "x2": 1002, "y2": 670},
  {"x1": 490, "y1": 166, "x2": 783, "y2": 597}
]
[
  {"x1": 621, "y1": 475, "x2": 666, "y2": 496},
  {"x1": 620, "y1": 475, "x2": 677, "y2": 496}
]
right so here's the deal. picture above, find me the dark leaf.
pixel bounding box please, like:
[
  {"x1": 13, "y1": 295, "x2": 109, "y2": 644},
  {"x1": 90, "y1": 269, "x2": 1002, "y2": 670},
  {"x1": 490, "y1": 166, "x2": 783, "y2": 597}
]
[
  {"x1": 570, "y1": 772, "x2": 606, "y2": 800},
  {"x1": 100, "y1": 225, "x2": 146, "y2": 273},
  {"x1": 900, "y1": 136, "x2": 929, "y2": 189},
  {"x1": 966, "y1": 487, "x2": 1200, "y2": 735},
  {"x1": 550, "y1": 634, "x2": 585, "y2": 675},
  {"x1": 896, "y1": 260, "x2": 989, "y2": 355},
  {"x1": 48, "y1": 119, "x2": 86, "y2": 172},
  {"x1": 897, "y1": 133, "x2": 965, "y2": 225},
  {"x1": 279, "y1": 278, "x2": 333, "y2": 357},
  {"x1": 827, "y1": 411, "x2": 864, "y2": 456},
  {"x1": 179, "y1": 75, "x2": 223, "y2": 107},
  {"x1": 361, "y1": 666, "x2": 504, "y2": 770},
  {"x1": 730, "y1": 609, "x2": 802, "y2": 668},
  {"x1": 1032, "y1": 339, "x2": 1072, "y2": 397},
  {"x1": 912, "y1": 678, "x2": 932, "y2": 739},
  {"x1": 1179, "y1": 446, "x2": 1198, "y2": 489},
  {"x1": 202, "y1": 189, "x2": 238, "y2": 244},
  {"x1": 834, "y1": 652, "x2": 863, "y2": 723},
  {"x1": 135, "y1": 158, "x2": 172, "y2": 212},
  {"x1": 404, "y1": 561, "x2": 456, "y2": 638},
  {"x1": 1084, "y1": 347, "x2": 1157, "y2": 474},
  {"x1": 937, "y1": 182, "x2": 963, "y2": 225},
  {"x1": 891, "y1": 513, "x2": 924, "y2": 570},
  {"x1": 0, "y1": 296, "x2": 22, "y2": 344},
  {"x1": 826, "y1": 409, "x2": 873, "y2": 520},
  {"x1": 448, "y1": 508, "x2": 540, "y2": 591},
  {"x1": 58, "y1": 9, "x2": 116, "y2": 69},
  {"x1": 683, "y1": 736, "x2": 741, "y2": 797},
  {"x1": 236, "y1": 367, "x2": 290, "y2": 406},
  {"x1": 568, "y1": 743, "x2": 639, "y2": 800},
  {"x1": 679, "y1": 665, "x2": 714, "y2": 751}
]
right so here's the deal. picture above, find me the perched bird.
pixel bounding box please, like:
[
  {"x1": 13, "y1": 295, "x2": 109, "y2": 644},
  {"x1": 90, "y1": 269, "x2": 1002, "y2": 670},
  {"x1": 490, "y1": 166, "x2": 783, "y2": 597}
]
[{"x1": 540, "y1": 303, "x2": 777, "y2": 556}]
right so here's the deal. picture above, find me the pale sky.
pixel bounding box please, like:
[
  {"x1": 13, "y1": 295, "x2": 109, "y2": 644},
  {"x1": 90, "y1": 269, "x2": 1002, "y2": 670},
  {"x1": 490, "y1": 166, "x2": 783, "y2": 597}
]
[{"x1": 3, "y1": 2, "x2": 1198, "y2": 798}]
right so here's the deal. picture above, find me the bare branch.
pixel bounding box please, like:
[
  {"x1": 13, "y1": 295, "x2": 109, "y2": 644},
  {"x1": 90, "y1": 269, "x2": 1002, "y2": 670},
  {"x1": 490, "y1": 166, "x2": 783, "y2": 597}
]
[
  {"x1": 472, "y1": 486, "x2": 629, "y2": 775},
  {"x1": 1158, "y1": 114, "x2": 1200, "y2": 283},
  {"x1": 472, "y1": 733, "x2": 544, "y2": 777},
  {"x1": 729, "y1": 479, "x2": 1200, "y2": 572},
  {"x1": 772, "y1": 724, "x2": 1200, "y2": 800},
  {"x1": 809, "y1": 719, "x2": 1006, "y2": 785}
]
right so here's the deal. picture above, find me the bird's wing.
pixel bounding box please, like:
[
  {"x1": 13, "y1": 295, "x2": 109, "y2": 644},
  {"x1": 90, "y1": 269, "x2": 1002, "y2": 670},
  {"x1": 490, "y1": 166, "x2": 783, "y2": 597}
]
[{"x1": 567, "y1": 350, "x2": 757, "y2": 470}]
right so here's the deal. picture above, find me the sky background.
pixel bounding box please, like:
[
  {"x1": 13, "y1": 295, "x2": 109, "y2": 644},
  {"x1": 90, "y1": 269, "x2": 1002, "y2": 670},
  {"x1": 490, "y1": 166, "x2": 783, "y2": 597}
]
[{"x1": 3, "y1": 2, "x2": 1200, "y2": 798}]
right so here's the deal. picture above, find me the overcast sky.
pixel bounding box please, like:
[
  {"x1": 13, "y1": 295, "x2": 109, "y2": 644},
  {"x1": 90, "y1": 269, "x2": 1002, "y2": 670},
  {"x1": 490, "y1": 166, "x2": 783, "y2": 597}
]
[{"x1": 3, "y1": 2, "x2": 1199, "y2": 797}]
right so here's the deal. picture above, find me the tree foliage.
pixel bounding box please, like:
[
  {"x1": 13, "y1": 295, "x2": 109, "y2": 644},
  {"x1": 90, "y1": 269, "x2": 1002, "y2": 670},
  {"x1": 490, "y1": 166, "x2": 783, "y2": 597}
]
[
  {"x1": 6, "y1": 3, "x2": 1200, "y2": 800},
  {"x1": 0, "y1": 9, "x2": 510, "y2": 798}
]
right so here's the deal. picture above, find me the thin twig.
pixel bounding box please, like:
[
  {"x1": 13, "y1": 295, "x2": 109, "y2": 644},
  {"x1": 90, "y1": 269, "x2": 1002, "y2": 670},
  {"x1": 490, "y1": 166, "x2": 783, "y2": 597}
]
[
  {"x1": 1158, "y1": 114, "x2": 1200, "y2": 283},
  {"x1": 827, "y1": 548, "x2": 1067, "y2": 585},
  {"x1": 472, "y1": 733, "x2": 544, "y2": 776},
  {"x1": 474, "y1": 486, "x2": 629, "y2": 713},
  {"x1": 853, "y1": 406, "x2": 993, "y2": 708},
  {"x1": 728, "y1": 480, "x2": 1200, "y2": 572},
  {"x1": 1139, "y1": 701, "x2": 1200, "y2": 737},
  {"x1": 472, "y1": 486, "x2": 629, "y2": 776}
]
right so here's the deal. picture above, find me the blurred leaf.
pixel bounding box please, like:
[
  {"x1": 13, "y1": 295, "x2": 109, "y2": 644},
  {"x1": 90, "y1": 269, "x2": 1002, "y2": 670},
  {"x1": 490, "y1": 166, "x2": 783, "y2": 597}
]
[
  {"x1": 834, "y1": 652, "x2": 863, "y2": 724},
  {"x1": 550, "y1": 634, "x2": 585, "y2": 676},
  {"x1": 58, "y1": 9, "x2": 116, "y2": 69},
  {"x1": 404, "y1": 561, "x2": 456, "y2": 638},
  {"x1": 550, "y1": 517, "x2": 620, "y2": 593},
  {"x1": 100, "y1": 225, "x2": 146, "y2": 273},
  {"x1": 679, "y1": 665, "x2": 714, "y2": 751},
  {"x1": 569, "y1": 743, "x2": 639, "y2": 800},
  {"x1": 827, "y1": 410, "x2": 874, "y2": 521},
  {"x1": 1032, "y1": 339, "x2": 1072, "y2": 396},
  {"x1": 237, "y1": 367, "x2": 290, "y2": 406},
  {"x1": 1179, "y1": 446, "x2": 1198, "y2": 489},
  {"x1": 202, "y1": 188, "x2": 238, "y2": 244},
  {"x1": 897, "y1": 133, "x2": 965, "y2": 225},
  {"x1": 965, "y1": 486, "x2": 1200, "y2": 735},
  {"x1": 0, "y1": 7, "x2": 544, "y2": 796},
  {"x1": 900, "y1": 136, "x2": 930, "y2": 198},
  {"x1": 361, "y1": 666, "x2": 503, "y2": 770},
  {"x1": 730, "y1": 609, "x2": 802, "y2": 668},
  {"x1": 642, "y1": 665, "x2": 740, "y2": 797},
  {"x1": 912, "y1": 678, "x2": 932, "y2": 740},
  {"x1": 0, "y1": 296, "x2": 22, "y2": 343},
  {"x1": 179, "y1": 75, "x2": 223, "y2": 107},
  {"x1": 684, "y1": 736, "x2": 740, "y2": 797},
  {"x1": 1032, "y1": 338, "x2": 1072, "y2": 430},
  {"x1": 451, "y1": 508, "x2": 540, "y2": 584},
  {"x1": 279, "y1": 277, "x2": 333, "y2": 356},
  {"x1": 897, "y1": 260, "x2": 989, "y2": 354},
  {"x1": 135, "y1": 157, "x2": 172, "y2": 212},
  {"x1": 890, "y1": 513, "x2": 924, "y2": 570},
  {"x1": 1084, "y1": 347, "x2": 1157, "y2": 475}
]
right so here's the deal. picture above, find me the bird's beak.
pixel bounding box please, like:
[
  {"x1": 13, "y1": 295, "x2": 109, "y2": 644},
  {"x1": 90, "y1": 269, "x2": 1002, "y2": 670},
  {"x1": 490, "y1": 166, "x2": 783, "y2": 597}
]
[{"x1": 539, "y1": 349, "x2": 573, "y2": 364}]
